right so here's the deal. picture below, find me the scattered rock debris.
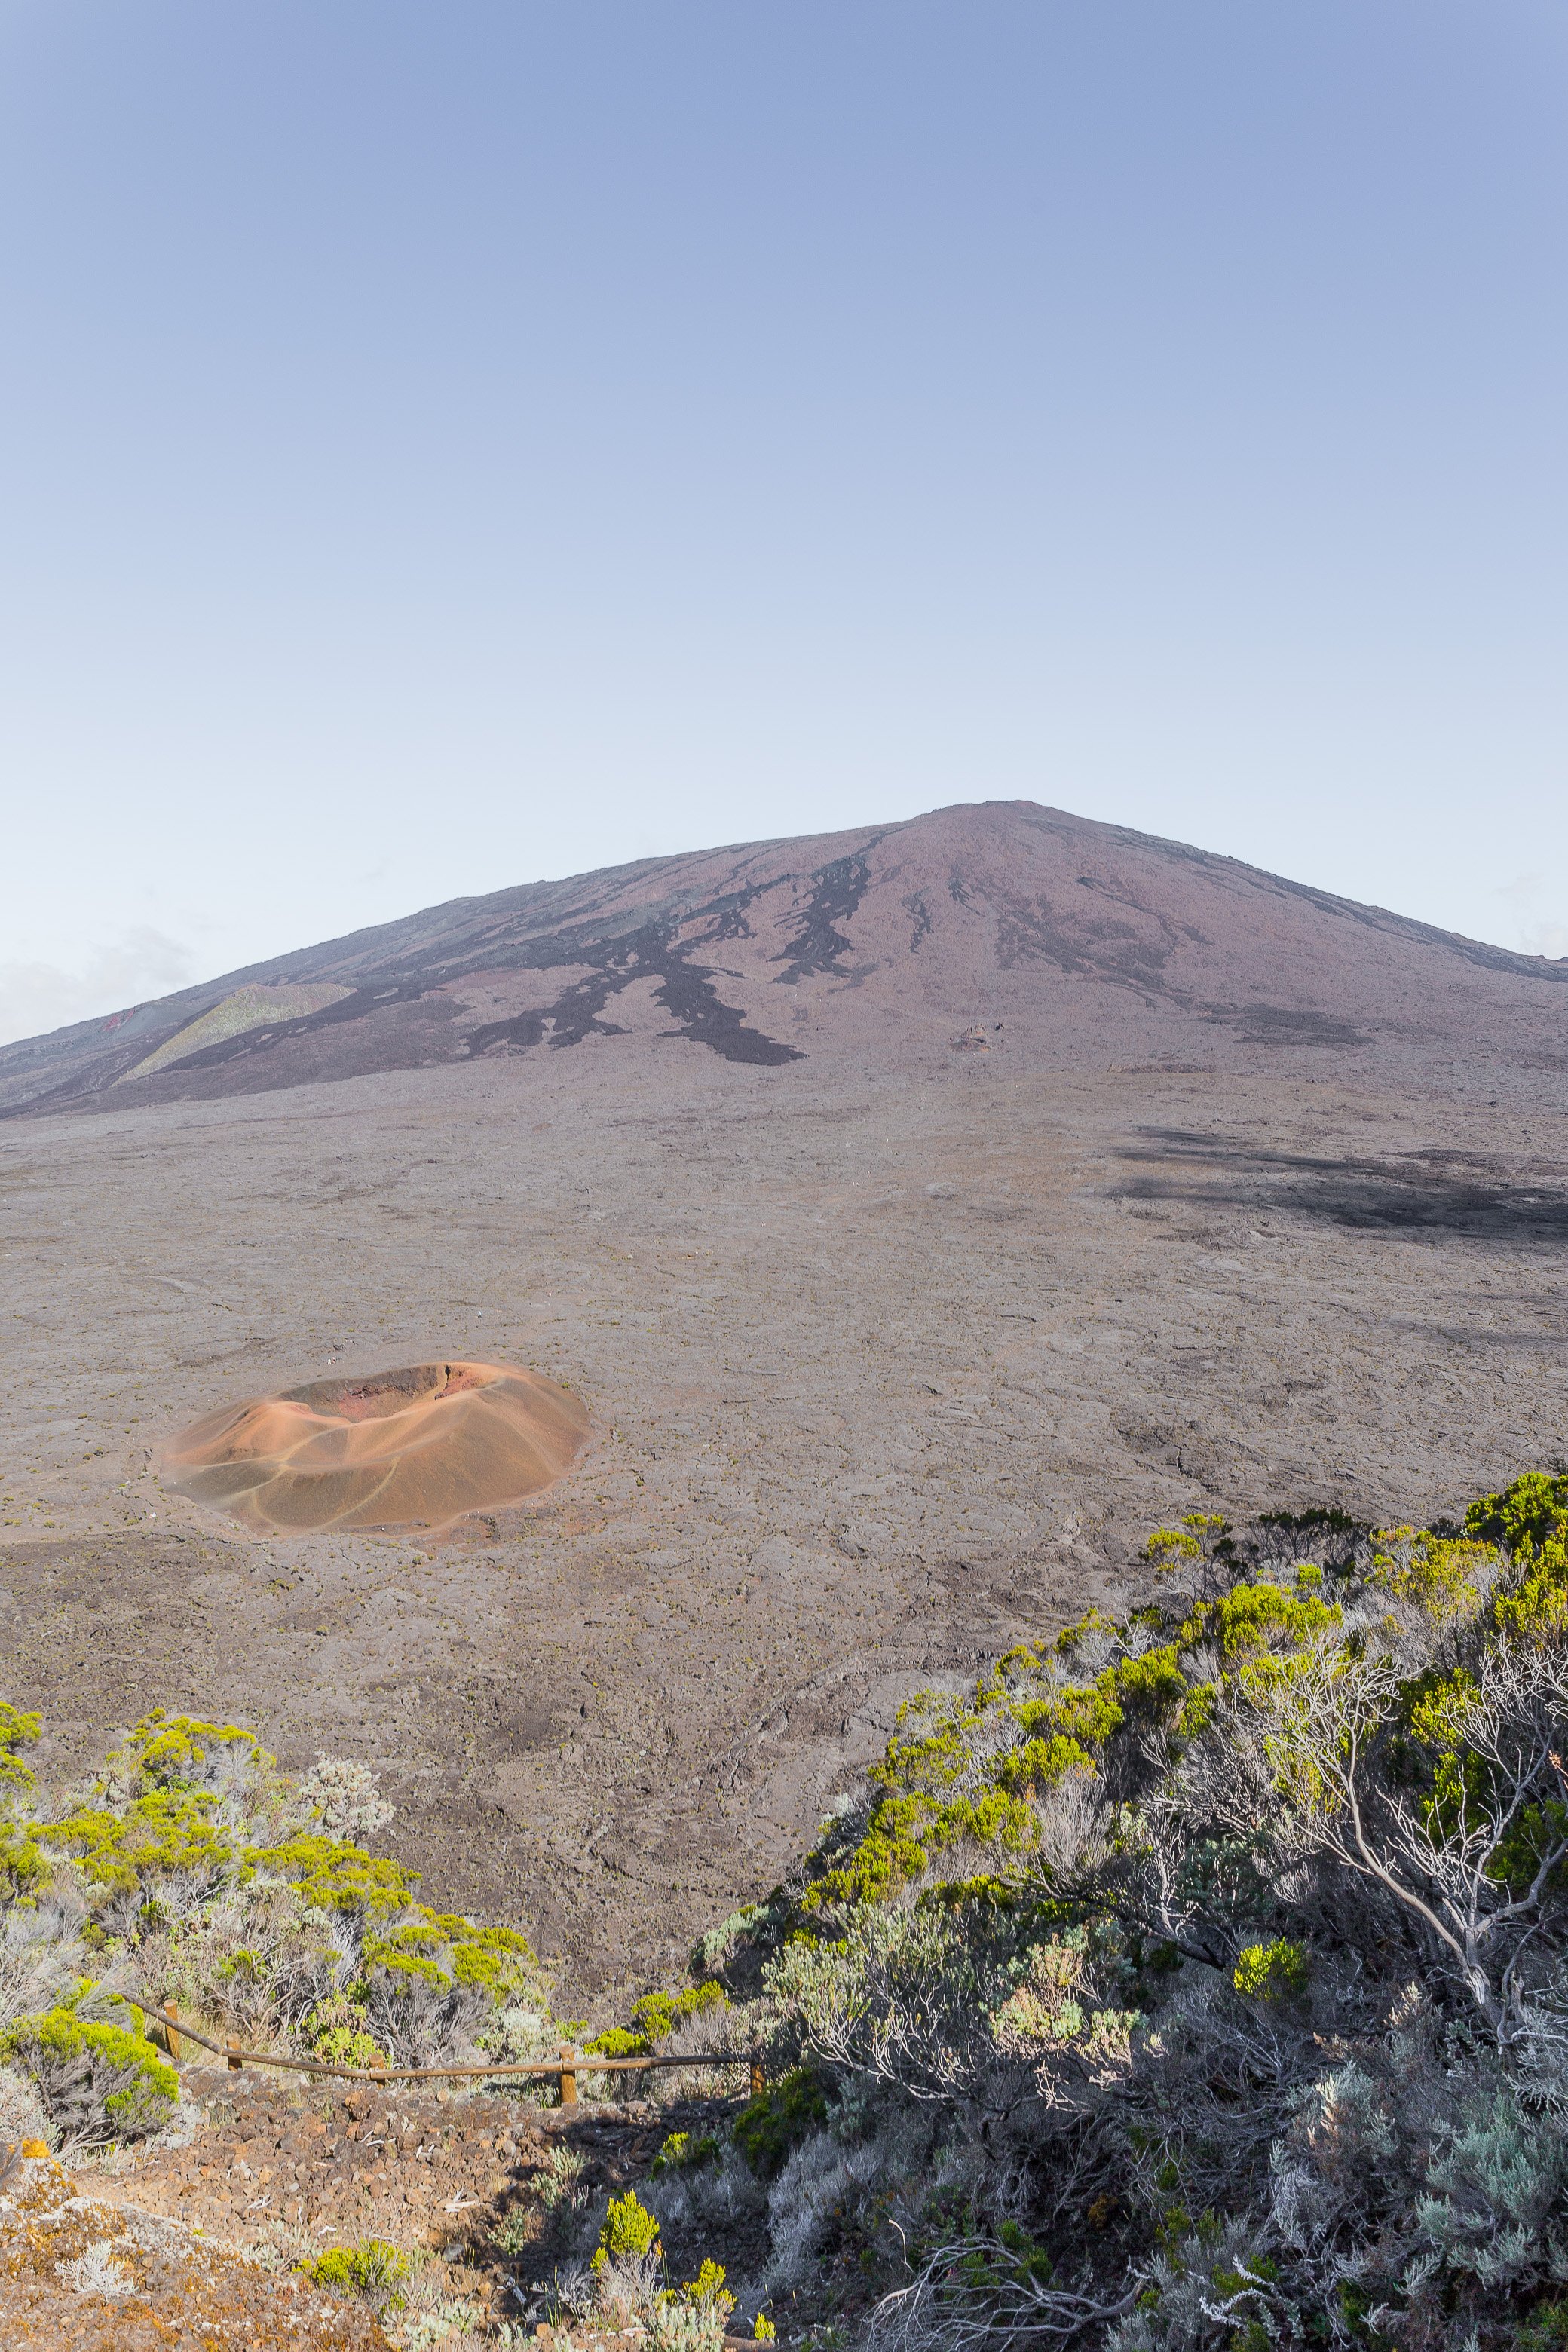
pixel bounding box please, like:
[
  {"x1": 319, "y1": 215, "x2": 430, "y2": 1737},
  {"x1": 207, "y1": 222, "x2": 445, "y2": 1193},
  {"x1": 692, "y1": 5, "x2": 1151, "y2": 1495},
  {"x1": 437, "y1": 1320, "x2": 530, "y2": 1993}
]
[{"x1": 3, "y1": 2071, "x2": 745, "y2": 2349}]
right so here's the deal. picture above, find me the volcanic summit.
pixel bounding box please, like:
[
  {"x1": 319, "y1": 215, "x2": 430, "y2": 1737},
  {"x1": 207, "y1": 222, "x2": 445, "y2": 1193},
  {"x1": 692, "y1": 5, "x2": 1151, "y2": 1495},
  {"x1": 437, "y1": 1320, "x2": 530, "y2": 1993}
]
[{"x1": 4, "y1": 799, "x2": 1565, "y2": 1118}]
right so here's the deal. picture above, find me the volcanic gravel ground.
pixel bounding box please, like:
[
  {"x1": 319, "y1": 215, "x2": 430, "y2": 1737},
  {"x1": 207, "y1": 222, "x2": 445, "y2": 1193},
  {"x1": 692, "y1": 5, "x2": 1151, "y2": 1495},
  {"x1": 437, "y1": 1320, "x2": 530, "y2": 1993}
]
[
  {"x1": 2, "y1": 1031, "x2": 1566, "y2": 1998},
  {"x1": 2, "y1": 2074, "x2": 753, "y2": 2347},
  {"x1": 0, "y1": 2138, "x2": 393, "y2": 2350}
]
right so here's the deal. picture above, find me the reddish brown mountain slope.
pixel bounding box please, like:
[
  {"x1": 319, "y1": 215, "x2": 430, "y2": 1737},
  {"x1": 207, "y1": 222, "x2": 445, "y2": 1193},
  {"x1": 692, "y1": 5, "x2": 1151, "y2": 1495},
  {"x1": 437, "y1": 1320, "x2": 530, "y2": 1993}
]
[{"x1": 5, "y1": 800, "x2": 1564, "y2": 1117}]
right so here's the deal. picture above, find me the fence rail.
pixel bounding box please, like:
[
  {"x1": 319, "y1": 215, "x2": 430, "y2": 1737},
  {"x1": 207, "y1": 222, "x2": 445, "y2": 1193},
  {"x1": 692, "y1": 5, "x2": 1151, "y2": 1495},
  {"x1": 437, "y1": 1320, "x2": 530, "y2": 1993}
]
[{"x1": 120, "y1": 1995, "x2": 761, "y2": 2105}]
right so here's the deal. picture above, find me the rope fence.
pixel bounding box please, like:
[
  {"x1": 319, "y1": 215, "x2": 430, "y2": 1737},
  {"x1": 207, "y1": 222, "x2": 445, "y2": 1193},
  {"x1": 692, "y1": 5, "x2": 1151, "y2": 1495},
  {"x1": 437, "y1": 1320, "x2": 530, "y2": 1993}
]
[{"x1": 121, "y1": 1995, "x2": 762, "y2": 2106}]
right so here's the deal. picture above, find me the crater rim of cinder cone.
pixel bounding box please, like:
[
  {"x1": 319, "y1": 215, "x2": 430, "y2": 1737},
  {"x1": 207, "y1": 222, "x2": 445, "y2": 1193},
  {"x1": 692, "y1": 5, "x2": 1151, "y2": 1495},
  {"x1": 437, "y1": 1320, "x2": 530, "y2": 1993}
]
[{"x1": 162, "y1": 1358, "x2": 590, "y2": 1535}]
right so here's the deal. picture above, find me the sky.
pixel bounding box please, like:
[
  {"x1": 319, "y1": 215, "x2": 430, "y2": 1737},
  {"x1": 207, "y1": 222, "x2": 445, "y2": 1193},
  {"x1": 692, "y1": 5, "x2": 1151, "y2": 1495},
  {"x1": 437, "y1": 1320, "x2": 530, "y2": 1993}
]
[{"x1": 2, "y1": 1, "x2": 1565, "y2": 1046}]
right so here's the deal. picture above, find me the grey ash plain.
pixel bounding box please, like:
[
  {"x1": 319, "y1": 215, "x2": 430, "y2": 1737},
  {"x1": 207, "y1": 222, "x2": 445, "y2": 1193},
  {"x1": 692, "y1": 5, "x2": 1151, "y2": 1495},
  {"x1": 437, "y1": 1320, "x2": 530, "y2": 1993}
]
[{"x1": 2, "y1": 799, "x2": 1566, "y2": 2001}]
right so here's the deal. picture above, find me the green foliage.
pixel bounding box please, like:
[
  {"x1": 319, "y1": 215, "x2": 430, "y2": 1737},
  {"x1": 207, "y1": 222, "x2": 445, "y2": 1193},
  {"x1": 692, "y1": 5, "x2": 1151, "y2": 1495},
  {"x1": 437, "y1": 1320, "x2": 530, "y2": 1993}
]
[
  {"x1": 630, "y1": 1978, "x2": 727, "y2": 2043},
  {"x1": 340, "y1": 1902, "x2": 542, "y2": 2047},
  {"x1": 0, "y1": 1695, "x2": 550, "y2": 2095},
  {"x1": 794, "y1": 1570, "x2": 1337, "y2": 1913},
  {"x1": 0, "y1": 1701, "x2": 41, "y2": 1799},
  {"x1": 1465, "y1": 1472, "x2": 1568, "y2": 1556},
  {"x1": 682, "y1": 2257, "x2": 736, "y2": 2315},
  {"x1": 1232, "y1": 1938, "x2": 1309, "y2": 2001},
  {"x1": 651, "y1": 2129, "x2": 721, "y2": 2178},
  {"x1": 1490, "y1": 1517, "x2": 1568, "y2": 1647},
  {"x1": 745, "y1": 1470, "x2": 1568, "y2": 2350},
  {"x1": 3, "y1": 2004, "x2": 179, "y2": 2142},
  {"x1": 1371, "y1": 1527, "x2": 1497, "y2": 1623},
  {"x1": 106, "y1": 1707, "x2": 264, "y2": 1794},
  {"x1": 440, "y1": 1916, "x2": 537, "y2": 1992},
  {"x1": 49, "y1": 1787, "x2": 240, "y2": 1893},
  {"x1": 0, "y1": 1814, "x2": 48, "y2": 1899},
  {"x1": 305, "y1": 1994, "x2": 387, "y2": 2070},
  {"x1": 1203, "y1": 1576, "x2": 1340, "y2": 1668},
  {"x1": 732, "y1": 2066, "x2": 829, "y2": 2178},
  {"x1": 299, "y1": 2237, "x2": 411, "y2": 2305},
  {"x1": 593, "y1": 2187, "x2": 662, "y2": 2268},
  {"x1": 1144, "y1": 1514, "x2": 1232, "y2": 1573},
  {"x1": 1144, "y1": 1527, "x2": 1202, "y2": 1569},
  {"x1": 253, "y1": 1831, "x2": 418, "y2": 1916},
  {"x1": 796, "y1": 1661, "x2": 1105, "y2": 1911},
  {"x1": 586, "y1": 2024, "x2": 653, "y2": 2057}
]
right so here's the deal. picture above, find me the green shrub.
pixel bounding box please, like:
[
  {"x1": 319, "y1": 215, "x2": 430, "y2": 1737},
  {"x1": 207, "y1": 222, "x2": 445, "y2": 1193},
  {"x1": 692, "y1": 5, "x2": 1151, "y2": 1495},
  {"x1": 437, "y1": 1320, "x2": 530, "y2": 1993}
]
[
  {"x1": 651, "y1": 2128, "x2": 721, "y2": 2178},
  {"x1": 3, "y1": 2005, "x2": 178, "y2": 2145},
  {"x1": 0, "y1": 1816, "x2": 47, "y2": 1900},
  {"x1": 586, "y1": 2024, "x2": 653, "y2": 2057},
  {"x1": 1465, "y1": 1472, "x2": 1568, "y2": 1555},
  {"x1": 1370, "y1": 1527, "x2": 1497, "y2": 1623},
  {"x1": 593, "y1": 2187, "x2": 662, "y2": 2268},
  {"x1": 301, "y1": 2238, "x2": 412, "y2": 2306},
  {"x1": 732, "y1": 2067, "x2": 828, "y2": 2178},
  {"x1": 251, "y1": 1832, "x2": 418, "y2": 1916},
  {"x1": 631, "y1": 1979, "x2": 727, "y2": 2043},
  {"x1": 0, "y1": 1702, "x2": 41, "y2": 1799},
  {"x1": 1232, "y1": 1939, "x2": 1309, "y2": 2002},
  {"x1": 305, "y1": 1994, "x2": 386, "y2": 2070},
  {"x1": 48, "y1": 1788, "x2": 240, "y2": 1894},
  {"x1": 682, "y1": 2257, "x2": 736, "y2": 2315},
  {"x1": 109, "y1": 1708, "x2": 263, "y2": 1791}
]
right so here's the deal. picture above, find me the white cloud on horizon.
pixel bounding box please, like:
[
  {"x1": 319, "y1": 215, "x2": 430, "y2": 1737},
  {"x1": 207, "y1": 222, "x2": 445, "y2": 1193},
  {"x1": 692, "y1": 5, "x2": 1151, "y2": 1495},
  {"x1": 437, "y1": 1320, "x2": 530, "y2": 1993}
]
[
  {"x1": 0, "y1": 927, "x2": 194, "y2": 1049},
  {"x1": 1493, "y1": 875, "x2": 1568, "y2": 964}
]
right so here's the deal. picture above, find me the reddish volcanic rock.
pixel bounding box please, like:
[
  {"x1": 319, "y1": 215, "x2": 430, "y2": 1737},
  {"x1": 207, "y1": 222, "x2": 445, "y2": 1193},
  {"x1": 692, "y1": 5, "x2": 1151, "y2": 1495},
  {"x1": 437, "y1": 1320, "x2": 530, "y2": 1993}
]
[{"x1": 164, "y1": 1360, "x2": 590, "y2": 1535}]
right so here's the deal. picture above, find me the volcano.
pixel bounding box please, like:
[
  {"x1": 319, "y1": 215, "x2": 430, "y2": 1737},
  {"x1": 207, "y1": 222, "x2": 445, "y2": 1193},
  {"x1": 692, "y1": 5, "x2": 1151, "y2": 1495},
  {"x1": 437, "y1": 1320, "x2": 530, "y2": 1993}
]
[{"x1": 3, "y1": 800, "x2": 1564, "y2": 1117}]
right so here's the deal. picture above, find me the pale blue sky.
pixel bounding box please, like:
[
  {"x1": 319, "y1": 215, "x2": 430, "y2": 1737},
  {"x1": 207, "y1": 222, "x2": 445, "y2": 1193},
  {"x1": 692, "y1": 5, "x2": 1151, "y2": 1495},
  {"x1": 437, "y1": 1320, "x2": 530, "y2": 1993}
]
[{"x1": 2, "y1": 2, "x2": 1565, "y2": 1043}]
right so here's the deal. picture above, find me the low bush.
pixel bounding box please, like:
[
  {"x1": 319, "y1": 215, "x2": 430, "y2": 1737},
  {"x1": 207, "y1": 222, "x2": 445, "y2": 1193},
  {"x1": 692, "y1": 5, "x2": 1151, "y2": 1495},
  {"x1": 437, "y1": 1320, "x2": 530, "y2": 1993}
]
[
  {"x1": 299, "y1": 2236, "x2": 411, "y2": 2308},
  {"x1": 731, "y1": 2067, "x2": 829, "y2": 2178},
  {"x1": 651, "y1": 2128, "x2": 722, "y2": 2177},
  {"x1": 594, "y1": 2186, "x2": 663, "y2": 2265},
  {"x1": 0, "y1": 1704, "x2": 562, "y2": 2146},
  {"x1": 584, "y1": 2024, "x2": 652, "y2": 2057},
  {"x1": 2, "y1": 2004, "x2": 178, "y2": 2147},
  {"x1": 303, "y1": 1992, "x2": 387, "y2": 2069}
]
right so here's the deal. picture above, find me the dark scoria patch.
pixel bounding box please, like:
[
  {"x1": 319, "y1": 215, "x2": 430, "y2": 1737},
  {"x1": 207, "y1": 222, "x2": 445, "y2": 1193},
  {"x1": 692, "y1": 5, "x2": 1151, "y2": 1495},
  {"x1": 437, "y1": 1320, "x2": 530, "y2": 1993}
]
[
  {"x1": 463, "y1": 920, "x2": 802, "y2": 1067},
  {"x1": 1110, "y1": 1129, "x2": 1568, "y2": 1245},
  {"x1": 771, "y1": 851, "x2": 878, "y2": 982}
]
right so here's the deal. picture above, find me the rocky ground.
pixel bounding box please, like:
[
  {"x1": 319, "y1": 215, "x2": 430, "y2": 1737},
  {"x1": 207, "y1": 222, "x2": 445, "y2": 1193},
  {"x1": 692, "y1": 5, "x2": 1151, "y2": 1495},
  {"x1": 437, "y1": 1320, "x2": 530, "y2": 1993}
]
[
  {"x1": 2, "y1": 2068, "x2": 761, "y2": 2350},
  {"x1": 0, "y1": 2133, "x2": 393, "y2": 2349}
]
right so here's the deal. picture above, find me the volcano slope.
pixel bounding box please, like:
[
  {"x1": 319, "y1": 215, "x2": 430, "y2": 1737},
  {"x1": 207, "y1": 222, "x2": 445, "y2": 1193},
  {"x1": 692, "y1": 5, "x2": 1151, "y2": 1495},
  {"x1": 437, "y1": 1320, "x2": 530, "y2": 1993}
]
[{"x1": 2, "y1": 798, "x2": 1566, "y2": 2001}]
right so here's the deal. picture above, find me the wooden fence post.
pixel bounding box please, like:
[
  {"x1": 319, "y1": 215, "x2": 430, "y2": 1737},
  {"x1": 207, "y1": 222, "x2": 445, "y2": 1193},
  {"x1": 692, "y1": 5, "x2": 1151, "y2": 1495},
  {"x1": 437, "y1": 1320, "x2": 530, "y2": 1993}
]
[
  {"x1": 164, "y1": 2004, "x2": 183, "y2": 2063},
  {"x1": 558, "y1": 2045, "x2": 577, "y2": 2107}
]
